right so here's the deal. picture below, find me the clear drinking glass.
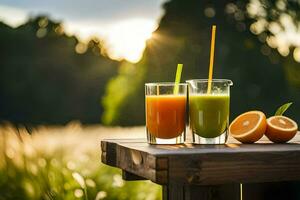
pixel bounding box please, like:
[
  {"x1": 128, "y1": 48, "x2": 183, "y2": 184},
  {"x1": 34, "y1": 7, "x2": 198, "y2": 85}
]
[
  {"x1": 186, "y1": 79, "x2": 233, "y2": 144},
  {"x1": 145, "y1": 83, "x2": 187, "y2": 144}
]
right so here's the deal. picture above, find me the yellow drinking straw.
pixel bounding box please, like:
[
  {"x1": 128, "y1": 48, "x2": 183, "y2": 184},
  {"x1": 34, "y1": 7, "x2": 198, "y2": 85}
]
[
  {"x1": 207, "y1": 25, "x2": 216, "y2": 94},
  {"x1": 174, "y1": 63, "x2": 183, "y2": 94}
]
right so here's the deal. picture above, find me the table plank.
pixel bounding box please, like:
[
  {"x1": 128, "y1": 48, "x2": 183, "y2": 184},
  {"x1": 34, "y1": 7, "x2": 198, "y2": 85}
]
[{"x1": 101, "y1": 133, "x2": 300, "y2": 185}]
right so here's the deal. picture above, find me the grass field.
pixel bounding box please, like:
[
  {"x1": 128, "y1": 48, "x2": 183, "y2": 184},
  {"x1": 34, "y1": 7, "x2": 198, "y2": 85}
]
[{"x1": 0, "y1": 122, "x2": 161, "y2": 200}]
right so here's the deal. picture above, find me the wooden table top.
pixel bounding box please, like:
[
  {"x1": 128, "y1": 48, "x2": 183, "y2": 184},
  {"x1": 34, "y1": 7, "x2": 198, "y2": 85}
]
[{"x1": 101, "y1": 134, "x2": 300, "y2": 185}]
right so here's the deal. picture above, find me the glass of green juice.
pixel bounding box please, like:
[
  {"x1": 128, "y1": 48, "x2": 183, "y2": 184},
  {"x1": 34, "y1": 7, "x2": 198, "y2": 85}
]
[{"x1": 186, "y1": 79, "x2": 233, "y2": 144}]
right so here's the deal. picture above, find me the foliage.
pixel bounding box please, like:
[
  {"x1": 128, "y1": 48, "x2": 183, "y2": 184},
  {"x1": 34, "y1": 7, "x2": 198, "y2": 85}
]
[
  {"x1": 247, "y1": 0, "x2": 300, "y2": 54},
  {"x1": 102, "y1": 61, "x2": 147, "y2": 126},
  {"x1": 0, "y1": 124, "x2": 161, "y2": 200},
  {"x1": 275, "y1": 102, "x2": 293, "y2": 116}
]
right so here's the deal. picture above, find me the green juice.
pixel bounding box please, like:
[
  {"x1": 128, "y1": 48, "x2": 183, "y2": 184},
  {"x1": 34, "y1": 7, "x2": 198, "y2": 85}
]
[{"x1": 189, "y1": 94, "x2": 229, "y2": 138}]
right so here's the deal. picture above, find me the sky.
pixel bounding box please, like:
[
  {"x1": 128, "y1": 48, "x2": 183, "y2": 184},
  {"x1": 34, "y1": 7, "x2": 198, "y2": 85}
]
[{"x1": 0, "y1": 0, "x2": 167, "y2": 62}]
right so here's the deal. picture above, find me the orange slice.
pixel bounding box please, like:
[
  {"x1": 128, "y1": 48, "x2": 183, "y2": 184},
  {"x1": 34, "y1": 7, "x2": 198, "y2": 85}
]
[
  {"x1": 265, "y1": 116, "x2": 298, "y2": 143},
  {"x1": 229, "y1": 111, "x2": 267, "y2": 143}
]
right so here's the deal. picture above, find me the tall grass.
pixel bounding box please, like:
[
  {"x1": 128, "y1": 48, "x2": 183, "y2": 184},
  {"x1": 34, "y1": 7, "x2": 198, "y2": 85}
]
[{"x1": 0, "y1": 123, "x2": 161, "y2": 200}]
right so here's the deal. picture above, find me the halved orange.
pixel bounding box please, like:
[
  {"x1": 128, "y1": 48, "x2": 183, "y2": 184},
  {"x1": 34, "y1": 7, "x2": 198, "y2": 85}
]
[
  {"x1": 229, "y1": 111, "x2": 267, "y2": 143},
  {"x1": 265, "y1": 116, "x2": 298, "y2": 143}
]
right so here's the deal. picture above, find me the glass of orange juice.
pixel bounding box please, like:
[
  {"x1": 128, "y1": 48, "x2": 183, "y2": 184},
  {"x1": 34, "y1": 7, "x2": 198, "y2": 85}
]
[{"x1": 145, "y1": 83, "x2": 187, "y2": 144}]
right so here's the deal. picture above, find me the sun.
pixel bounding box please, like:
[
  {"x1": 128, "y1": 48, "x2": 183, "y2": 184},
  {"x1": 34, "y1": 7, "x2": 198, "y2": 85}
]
[
  {"x1": 64, "y1": 18, "x2": 158, "y2": 63},
  {"x1": 103, "y1": 18, "x2": 157, "y2": 63}
]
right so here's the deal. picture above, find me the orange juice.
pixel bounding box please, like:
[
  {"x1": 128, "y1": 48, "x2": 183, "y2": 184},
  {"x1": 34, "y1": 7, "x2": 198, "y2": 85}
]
[{"x1": 146, "y1": 95, "x2": 186, "y2": 139}]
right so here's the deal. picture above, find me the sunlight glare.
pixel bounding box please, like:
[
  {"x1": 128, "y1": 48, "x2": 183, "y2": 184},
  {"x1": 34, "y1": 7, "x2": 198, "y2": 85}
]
[
  {"x1": 64, "y1": 18, "x2": 157, "y2": 63},
  {"x1": 104, "y1": 19, "x2": 157, "y2": 63},
  {"x1": 294, "y1": 47, "x2": 300, "y2": 63},
  {"x1": 0, "y1": 5, "x2": 27, "y2": 27}
]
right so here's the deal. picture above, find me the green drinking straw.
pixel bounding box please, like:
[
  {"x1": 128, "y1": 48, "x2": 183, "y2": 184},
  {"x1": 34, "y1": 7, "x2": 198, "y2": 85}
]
[{"x1": 173, "y1": 63, "x2": 183, "y2": 94}]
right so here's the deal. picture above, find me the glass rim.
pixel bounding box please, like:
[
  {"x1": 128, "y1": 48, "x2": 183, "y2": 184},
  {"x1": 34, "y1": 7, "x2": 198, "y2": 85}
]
[
  {"x1": 186, "y1": 79, "x2": 233, "y2": 85},
  {"x1": 145, "y1": 82, "x2": 188, "y2": 86}
]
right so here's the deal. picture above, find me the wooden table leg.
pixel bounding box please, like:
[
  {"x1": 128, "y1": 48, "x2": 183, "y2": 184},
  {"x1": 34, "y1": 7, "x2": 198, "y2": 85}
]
[
  {"x1": 242, "y1": 181, "x2": 300, "y2": 200},
  {"x1": 163, "y1": 183, "x2": 240, "y2": 200},
  {"x1": 163, "y1": 183, "x2": 184, "y2": 200}
]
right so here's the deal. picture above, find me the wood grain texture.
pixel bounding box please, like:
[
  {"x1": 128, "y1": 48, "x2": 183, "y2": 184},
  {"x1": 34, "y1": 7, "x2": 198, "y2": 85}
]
[
  {"x1": 101, "y1": 133, "x2": 300, "y2": 185},
  {"x1": 167, "y1": 150, "x2": 300, "y2": 185}
]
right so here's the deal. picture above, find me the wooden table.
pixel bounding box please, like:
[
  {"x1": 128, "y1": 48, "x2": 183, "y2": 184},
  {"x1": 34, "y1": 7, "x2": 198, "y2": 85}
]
[{"x1": 101, "y1": 135, "x2": 300, "y2": 200}]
